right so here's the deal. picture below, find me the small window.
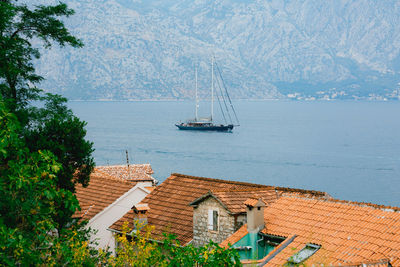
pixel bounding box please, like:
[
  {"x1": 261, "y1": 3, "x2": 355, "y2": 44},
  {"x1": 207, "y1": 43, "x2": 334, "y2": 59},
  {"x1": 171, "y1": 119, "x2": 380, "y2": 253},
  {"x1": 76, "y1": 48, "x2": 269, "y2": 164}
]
[
  {"x1": 208, "y1": 209, "x2": 218, "y2": 231},
  {"x1": 287, "y1": 243, "x2": 321, "y2": 264}
]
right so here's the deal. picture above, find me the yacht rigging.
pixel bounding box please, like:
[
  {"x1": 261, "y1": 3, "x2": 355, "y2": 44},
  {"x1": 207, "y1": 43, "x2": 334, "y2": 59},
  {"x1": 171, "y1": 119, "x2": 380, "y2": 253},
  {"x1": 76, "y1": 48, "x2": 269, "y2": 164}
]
[{"x1": 175, "y1": 57, "x2": 239, "y2": 132}]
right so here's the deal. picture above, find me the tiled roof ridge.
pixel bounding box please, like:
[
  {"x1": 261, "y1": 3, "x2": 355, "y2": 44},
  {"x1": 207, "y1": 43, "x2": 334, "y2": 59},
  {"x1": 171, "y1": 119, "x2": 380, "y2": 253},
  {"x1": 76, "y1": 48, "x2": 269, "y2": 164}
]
[
  {"x1": 171, "y1": 173, "x2": 271, "y2": 187},
  {"x1": 98, "y1": 163, "x2": 151, "y2": 167},
  {"x1": 212, "y1": 188, "x2": 274, "y2": 193},
  {"x1": 96, "y1": 163, "x2": 153, "y2": 171},
  {"x1": 283, "y1": 194, "x2": 400, "y2": 212},
  {"x1": 171, "y1": 173, "x2": 328, "y2": 197},
  {"x1": 92, "y1": 169, "x2": 137, "y2": 185},
  {"x1": 244, "y1": 197, "x2": 266, "y2": 207},
  {"x1": 274, "y1": 186, "x2": 328, "y2": 197}
]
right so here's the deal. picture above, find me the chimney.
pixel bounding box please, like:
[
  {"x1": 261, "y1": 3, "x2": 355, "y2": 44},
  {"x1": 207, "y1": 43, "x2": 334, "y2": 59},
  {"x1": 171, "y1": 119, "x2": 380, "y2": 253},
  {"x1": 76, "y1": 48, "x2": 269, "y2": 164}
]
[
  {"x1": 132, "y1": 203, "x2": 149, "y2": 229},
  {"x1": 244, "y1": 197, "x2": 266, "y2": 233}
]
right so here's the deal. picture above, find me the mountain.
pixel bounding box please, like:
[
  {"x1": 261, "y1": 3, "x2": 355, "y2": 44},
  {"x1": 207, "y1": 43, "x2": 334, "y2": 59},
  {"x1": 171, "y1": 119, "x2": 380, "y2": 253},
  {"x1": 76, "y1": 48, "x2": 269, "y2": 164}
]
[{"x1": 34, "y1": 0, "x2": 400, "y2": 100}]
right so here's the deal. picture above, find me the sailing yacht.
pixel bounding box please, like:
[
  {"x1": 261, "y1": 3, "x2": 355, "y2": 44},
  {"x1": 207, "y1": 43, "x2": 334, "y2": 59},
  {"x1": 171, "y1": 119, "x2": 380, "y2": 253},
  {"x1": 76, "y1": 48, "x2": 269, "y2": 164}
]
[{"x1": 175, "y1": 57, "x2": 239, "y2": 132}]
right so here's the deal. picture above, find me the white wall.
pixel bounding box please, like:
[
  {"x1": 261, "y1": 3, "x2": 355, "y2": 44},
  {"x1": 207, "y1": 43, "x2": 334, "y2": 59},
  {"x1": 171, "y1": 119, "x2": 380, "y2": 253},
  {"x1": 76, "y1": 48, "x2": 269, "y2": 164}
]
[{"x1": 87, "y1": 181, "x2": 152, "y2": 254}]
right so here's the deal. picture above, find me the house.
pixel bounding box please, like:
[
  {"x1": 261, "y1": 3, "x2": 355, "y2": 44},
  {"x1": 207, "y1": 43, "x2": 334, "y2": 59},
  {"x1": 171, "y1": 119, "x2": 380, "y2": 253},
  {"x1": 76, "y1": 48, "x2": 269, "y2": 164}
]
[
  {"x1": 109, "y1": 173, "x2": 330, "y2": 246},
  {"x1": 188, "y1": 189, "x2": 318, "y2": 247},
  {"x1": 110, "y1": 172, "x2": 400, "y2": 266},
  {"x1": 219, "y1": 195, "x2": 400, "y2": 266},
  {"x1": 74, "y1": 164, "x2": 156, "y2": 253}
]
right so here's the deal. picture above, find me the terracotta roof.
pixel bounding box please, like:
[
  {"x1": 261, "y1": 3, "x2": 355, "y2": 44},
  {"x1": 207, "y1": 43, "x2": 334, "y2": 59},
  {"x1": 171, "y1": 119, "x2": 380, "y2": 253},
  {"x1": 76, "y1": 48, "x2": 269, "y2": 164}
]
[
  {"x1": 220, "y1": 224, "x2": 248, "y2": 248},
  {"x1": 133, "y1": 203, "x2": 149, "y2": 212},
  {"x1": 190, "y1": 190, "x2": 274, "y2": 214},
  {"x1": 213, "y1": 190, "x2": 272, "y2": 213},
  {"x1": 145, "y1": 186, "x2": 155, "y2": 192},
  {"x1": 95, "y1": 164, "x2": 155, "y2": 182},
  {"x1": 109, "y1": 209, "x2": 134, "y2": 232},
  {"x1": 110, "y1": 173, "x2": 331, "y2": 245},
  {"x1": 74, "y1": 169, "x2": 138, "y2": 220},
  {"x1": 337, "y1": 258, "x2": 391, "y2": 267},
  {"x1": 243, "y1": 198, "x2": 259, "y2": 207},
  {"x1": 257, "y1": 196, "x2": 400, "y2": 266},
  {"x1": 243, "y1": 197, "x2": 267, "y2": 208}
]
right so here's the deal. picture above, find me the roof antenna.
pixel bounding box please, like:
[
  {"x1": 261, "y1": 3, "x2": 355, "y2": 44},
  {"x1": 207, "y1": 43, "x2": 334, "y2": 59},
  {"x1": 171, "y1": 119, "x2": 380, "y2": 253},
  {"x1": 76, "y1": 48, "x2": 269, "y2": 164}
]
[{"x1": 126, "y1": 150, "x2": 132, "y2": 180}]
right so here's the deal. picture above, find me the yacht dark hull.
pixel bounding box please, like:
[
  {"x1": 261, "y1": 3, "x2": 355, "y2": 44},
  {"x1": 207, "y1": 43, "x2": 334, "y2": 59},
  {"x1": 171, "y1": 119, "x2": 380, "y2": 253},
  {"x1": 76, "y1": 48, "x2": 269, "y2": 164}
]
[{"x1": 176, "y1": 123, "x2": 234, "y2": 132}]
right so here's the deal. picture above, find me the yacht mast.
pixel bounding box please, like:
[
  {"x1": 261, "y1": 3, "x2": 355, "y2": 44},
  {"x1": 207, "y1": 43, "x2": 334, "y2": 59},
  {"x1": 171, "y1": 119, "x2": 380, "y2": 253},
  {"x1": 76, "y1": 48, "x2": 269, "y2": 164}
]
[
  {"x1": 211, "y1": 57, "x2": 214, "y2": 122},
  {"x1": 195, "y1": 66, "x2": 198, "y2": 121}
]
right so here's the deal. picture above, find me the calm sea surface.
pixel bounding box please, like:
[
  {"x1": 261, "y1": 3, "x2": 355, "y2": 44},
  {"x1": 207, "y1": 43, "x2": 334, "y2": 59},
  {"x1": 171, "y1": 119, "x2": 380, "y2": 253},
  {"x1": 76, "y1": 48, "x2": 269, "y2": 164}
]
[{"x1": 69, "y1": 100, "x2": 400, "y2": 207}]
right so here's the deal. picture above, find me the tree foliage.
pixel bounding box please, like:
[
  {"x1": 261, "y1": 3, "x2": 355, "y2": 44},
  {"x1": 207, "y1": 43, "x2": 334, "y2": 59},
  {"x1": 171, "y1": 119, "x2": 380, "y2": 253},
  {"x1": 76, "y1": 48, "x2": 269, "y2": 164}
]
[
  {"x1": 25, "y1": 94, "x2": 95, "y2": 229},
  {"x1": 0, "y1": 0, "x2": 94, "y2": 229},
  {"x1": 103, "y1": 222, "x2": 242, "y2": 267},
  {"x1": 0, "y1": 1, "x2": 97, "y2": 264},
  {"x1": 0, "y1": 101, "x2": 98, "y2": 266},
  {"x1": 0, "y1": 0, "x2": 82, "y2": 109}
]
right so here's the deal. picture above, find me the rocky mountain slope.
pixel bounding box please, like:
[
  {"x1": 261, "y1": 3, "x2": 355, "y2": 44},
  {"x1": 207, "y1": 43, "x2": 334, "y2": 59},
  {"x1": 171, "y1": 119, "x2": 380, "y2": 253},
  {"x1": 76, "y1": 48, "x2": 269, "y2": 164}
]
[{"x1": 35, "y1": 0, "x2": 400, "y2": 100}]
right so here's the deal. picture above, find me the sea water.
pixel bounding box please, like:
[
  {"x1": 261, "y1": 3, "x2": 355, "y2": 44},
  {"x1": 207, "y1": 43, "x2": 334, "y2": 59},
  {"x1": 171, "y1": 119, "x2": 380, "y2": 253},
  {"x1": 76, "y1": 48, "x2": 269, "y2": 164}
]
[{"x1": 69, "y1": 100, "x2": 400, "y2": 207}]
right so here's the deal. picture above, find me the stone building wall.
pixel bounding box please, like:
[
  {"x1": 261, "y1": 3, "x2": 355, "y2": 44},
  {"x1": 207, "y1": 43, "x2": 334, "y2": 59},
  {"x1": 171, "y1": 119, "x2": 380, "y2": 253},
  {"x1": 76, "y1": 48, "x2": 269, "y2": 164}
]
[
  {"x1": 192, "y1": 197, "x2": 236, "y2": 247},
  {"x1": 235, "y1": 214, "x2": 247, "y2": 231}
]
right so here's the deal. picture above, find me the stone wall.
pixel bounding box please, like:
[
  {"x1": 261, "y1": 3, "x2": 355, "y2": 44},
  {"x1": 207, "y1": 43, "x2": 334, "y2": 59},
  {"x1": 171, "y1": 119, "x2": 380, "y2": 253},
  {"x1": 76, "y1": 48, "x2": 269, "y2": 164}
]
[
  {"x1": 192, "y1": 197, "x2": 236, "y2": 247},
  {"x1": 235, "y1": 214, "x2": 247, "y2": 231}
]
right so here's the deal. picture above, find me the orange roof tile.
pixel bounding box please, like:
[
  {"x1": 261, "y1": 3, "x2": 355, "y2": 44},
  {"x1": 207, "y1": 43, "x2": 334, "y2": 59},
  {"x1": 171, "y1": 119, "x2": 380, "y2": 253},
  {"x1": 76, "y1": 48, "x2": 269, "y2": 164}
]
[
  {"x1": 111, "y1": 173, "x2": 330, "y2": 245},
  {"x1": 109, "y1": 209, "x2": 135, "y2": 231},
  {"x1": 190, "y1": 189, "x2": 276, "y2": 214},
  {"x1": 216, "y1": 190, "x2": 273, "y2": 210},
  {"x1": 256, "y1": 196, "x2": 400, "y2": 266},
  {"x1": 95, "y1": 164, "x2": 155, "y2": 182},
  {"x1": 243, "y1": 197, "x2": 259, "y2": 207},
  {"x1": 145, "y1": 186, "x2": 155, "y2": 192},
  {"x1": 336, "y1": 258, "x2": 391, "y2": 266},
  {"x1": 134, "y1": 203, "x2": 149, "y2": 212},
  {"x1": 220, "y1": 224, "x2": 248, "y2": 248},
  {"x1": 74, "y1": 169, "x2": 137, "y2": 220},
  {"x1": 243, "y1": 196, "x2": 267, "y2": 208}
]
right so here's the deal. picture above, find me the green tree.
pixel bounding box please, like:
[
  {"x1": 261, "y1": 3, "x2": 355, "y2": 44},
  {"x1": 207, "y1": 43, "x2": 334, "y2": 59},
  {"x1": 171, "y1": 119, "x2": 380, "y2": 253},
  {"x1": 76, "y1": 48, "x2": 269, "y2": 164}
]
[
  {"x1": 0, "y1": 101, "x2": 97, "y2": 266},
  {"x1": 104, "y1": 222, "x2": 242, "y2": 266},
  {"x1": 0, "y1": 0, "x2": 94, "y2": 229},
  {"x1": 24, "y1": 94, "x2": 95, "y2": 229},
  {"x1": 0, "y1": 1, "x2": 98, "y2": 265},
  {"x1": 0, "y1": 0, "x2": 82, "y2": 111}
]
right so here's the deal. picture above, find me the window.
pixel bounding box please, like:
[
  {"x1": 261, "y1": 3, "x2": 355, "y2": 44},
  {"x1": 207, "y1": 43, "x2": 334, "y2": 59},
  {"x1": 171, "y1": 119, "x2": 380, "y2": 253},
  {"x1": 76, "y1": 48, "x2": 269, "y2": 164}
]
[
  {"x1": 208, "y1": 209, "x2": 218, "y2": 231},
  {"x1": 287, "y1": 243, "x2": 321, "y2": 264}
]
